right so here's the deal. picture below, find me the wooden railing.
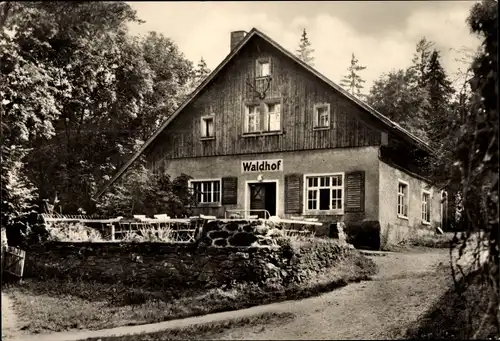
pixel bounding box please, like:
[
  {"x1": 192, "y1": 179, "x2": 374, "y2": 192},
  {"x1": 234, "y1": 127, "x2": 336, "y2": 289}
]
[{"x1": 40, "y1": 213, "x2": 321, "y2": 241}]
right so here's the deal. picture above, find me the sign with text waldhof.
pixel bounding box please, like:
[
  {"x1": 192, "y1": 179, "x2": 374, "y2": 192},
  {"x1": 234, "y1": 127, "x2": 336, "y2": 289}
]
[{"x1": 241, "y1": 159, "x2": 283, "y2": 173}]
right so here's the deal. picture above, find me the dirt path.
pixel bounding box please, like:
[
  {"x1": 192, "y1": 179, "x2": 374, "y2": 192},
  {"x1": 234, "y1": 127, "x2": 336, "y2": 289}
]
[
  {"x1": 12, "y1": 248, "x2": 453, "y2": 341},
  {"x1": 216, "y1": 248, "x2": 452, "y2": 340},
  {"x1": 2, "y1": 292, "x2": 22, "y2": 341}
]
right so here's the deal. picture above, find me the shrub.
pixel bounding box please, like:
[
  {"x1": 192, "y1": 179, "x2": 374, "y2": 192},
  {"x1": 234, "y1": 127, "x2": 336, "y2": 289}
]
[
  {"x1": 275, "y1": 237, "x2": 377, "y2": 285},
  {"x1": 118, "y1": 226, "x2": 192, "y2": 243},
  {"x1": 344, "y1": 220, "x2": 381, "y2": 250},
  {"x1": 97, "y1": 167, "x2": 195, "y2": 219},
  {"x1": 46, "y1": 222, "x2": 103, "y2": 242},
  {"x1": 136, "y1": 226, "x2": 178, "y2": 242},
  {"x1": 405, "y1": 233, "x2": 454, "y2": 248}
]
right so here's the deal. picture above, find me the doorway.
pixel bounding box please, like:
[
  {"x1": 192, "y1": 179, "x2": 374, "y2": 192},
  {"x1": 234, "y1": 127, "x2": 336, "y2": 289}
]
[{"x1": 247, "y1": 181, "x2": 277, "y2": 219}]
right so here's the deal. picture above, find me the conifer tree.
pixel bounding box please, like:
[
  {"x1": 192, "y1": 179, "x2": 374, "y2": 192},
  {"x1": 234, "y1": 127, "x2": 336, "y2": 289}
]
[
  {"x1": 193, "y1": 57, "x2": 211, "y2": 88},
  {"x1": 340, "y1": 53, "x2": 367, "y2": 97},
  {"x1": 296, "y1": 28, "x2": 315, "y2": 66},
  {"x1": 410, "y1": 37, "x2": 435, "y2": 87},
  {"x1": 423, "y1": 49, "x2": 455, "y2": 144},
  {"x1": 184, "y1": 57, "x2": 211, "y2": 96},
  {"x1": 195, "y1": 57, "x2": 210, "y2": 81}
]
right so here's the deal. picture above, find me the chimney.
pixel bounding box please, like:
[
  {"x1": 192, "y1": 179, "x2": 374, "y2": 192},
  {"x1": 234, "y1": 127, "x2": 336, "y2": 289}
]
[{"x1": 230, "y1": 31, "x2": 246, "y2": 51}]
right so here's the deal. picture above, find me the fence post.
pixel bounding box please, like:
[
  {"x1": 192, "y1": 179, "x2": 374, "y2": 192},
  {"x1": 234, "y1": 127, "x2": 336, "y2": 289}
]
[{"x1": 108, "y1": 223, "x2": 115, "y2": 241}]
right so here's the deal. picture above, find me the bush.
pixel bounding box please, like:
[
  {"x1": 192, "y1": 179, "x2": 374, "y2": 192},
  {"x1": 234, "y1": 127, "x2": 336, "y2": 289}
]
[
  {"x1": 405, "y1": 266, "x2": 499, "y2": 339},
  {"x1": 46, "y1": 222, "x2": 103, "y2": 242},
  {"x1": 405, "y1": 233, "x2": 455, "y2": 248},
  {"x1": 344, "y1": 220, "x2": 381, "y2": 250},
  {"x1": 97, "y1": 166, "x2": 195, "y2": 218},
  {"x1": 120, "y1": 226, "x2": 180, "y2": 243},
  {"x1": 276, "y1": 237, "x2": 377, "y2": 285}
]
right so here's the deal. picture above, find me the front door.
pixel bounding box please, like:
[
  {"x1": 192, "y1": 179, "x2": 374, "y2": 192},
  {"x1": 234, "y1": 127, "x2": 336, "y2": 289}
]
[{"x1": 249, "y1": 182, "x2": 277, "y2": 219}]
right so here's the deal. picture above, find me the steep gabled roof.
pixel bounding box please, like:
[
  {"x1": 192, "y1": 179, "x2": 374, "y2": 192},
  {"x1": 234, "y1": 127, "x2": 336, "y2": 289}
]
[{"x1": 94, "y1": 27, "x2": 433, "y2": 199}]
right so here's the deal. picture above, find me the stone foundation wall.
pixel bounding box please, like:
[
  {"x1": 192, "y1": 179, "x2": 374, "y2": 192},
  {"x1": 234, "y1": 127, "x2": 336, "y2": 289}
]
[
  {"x1": 199, "y1": 219, "x2": 282, "y2": 247},
  {"x1": 25, "y1": 242, "x2": 284, "y2": 289}
]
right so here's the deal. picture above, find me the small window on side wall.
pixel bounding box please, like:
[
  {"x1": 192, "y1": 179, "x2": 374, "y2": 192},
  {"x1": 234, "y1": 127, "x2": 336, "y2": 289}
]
[
  {"x1": 421, "y1": 190, "x2": 431, "y2": 224},
  {"x1": 314, "y1": 103, "x2": 330, "y2": 129},
  {"x1": 200, "y1": 115, "x2": 215, "y2": 139},
  {"x1": 397, "y1": 180, "x2": 409, "y2": 219}
]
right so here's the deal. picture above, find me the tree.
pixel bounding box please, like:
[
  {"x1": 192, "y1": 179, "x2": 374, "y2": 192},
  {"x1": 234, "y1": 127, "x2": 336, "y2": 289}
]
[
  {"x1": 96, "y1": 162, "x2": 195, "y2": 218},
  {"x1": 4, "y1": 1, "x2": 150, "y2": 215},
  {"x1": 340, "y1": 53, "x2": 367, "y2": 97},
  {"x1": 410, "y1": 37, "x2": 435, "y2": 87},
  {"x1": 367, "y1": 69, "x2": 430, "y2": 141},
  {"x1": 186, "y1": 56, "x2": 211, "y2": 94},
  {"x1": 428, "y1": 0, "x2": 498, "y2": 337},
  {"x1": 422, "y1": 49, "x2": 456, "y2": 147},
  {"x1": 296, "y1": 28, "x2": 315, "y2": 66},
  {"x1": 138, "y1": 31, "x2": 194, "y2": 140},
  {"x1": 366, "y1": 37, "x2": 443, "y2": 143},
  {"x1": 1, "y1": 1, "x2": 65, "y2": 239},
  {"x1": 2, "y1": 1, "x2": 194, "y2": 216},
  {"x1": 194, "y1": 57, "x2": 211, "y2": 86}
]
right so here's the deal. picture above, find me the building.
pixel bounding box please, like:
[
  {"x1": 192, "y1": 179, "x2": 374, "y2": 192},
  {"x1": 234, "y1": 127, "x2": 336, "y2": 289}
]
[{"x1": 96, "y1": 28, "x2": 446, "y2": 246}]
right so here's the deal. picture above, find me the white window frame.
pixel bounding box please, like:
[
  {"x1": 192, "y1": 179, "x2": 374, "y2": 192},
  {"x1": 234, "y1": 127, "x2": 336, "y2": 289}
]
[
  {"x1": 188, "y1": 179, "x2": 222, "y2": 205},
  {"x1": 244, "y1": 103, "x2": 261, "y2": 133},
  {"x1": 256, "y1": 58, "x2": 271, "y2": 78},
  {"x1": 397, "y1": 179, "x2": 409, "y2": 219},
  {"x1": 313, "y1": 103, "x2": 331, "y2": 129},
  {"x1": 421, "y1": 189, "x2": 432, "y2": 225},
  {"x1": 200, "y1": 115, "x2": 215, "y2": 139},
  {"x1": 264, "y1": 101, "x2": 281, "y2": 132},
  {"x1": 303, "y1": 173, "x2": 344, "y2": 214}
]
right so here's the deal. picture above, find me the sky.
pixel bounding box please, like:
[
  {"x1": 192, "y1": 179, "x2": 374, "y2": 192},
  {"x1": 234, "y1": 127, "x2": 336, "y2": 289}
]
[{"x1": 127, "y1": 1, "x2": 482, "y2": 92}]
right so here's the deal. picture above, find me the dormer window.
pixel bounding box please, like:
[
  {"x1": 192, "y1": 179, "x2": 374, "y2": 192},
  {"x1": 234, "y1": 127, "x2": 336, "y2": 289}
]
[
  {"x1": 314, "y1": 103, "x2": 330, "y2": 129},
  {"x1": 200, "y1": 115, "x2": 215, "y2": 139},
  {"x1": 256, "y1": 58, "x2": 271, "y2": 78}
]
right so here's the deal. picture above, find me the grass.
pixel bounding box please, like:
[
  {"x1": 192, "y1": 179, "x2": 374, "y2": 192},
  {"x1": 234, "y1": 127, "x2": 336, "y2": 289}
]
[
  {"x1": 406, "y1": 232, "x2": 455, "y2": 248},
  {"x1": 404, "y1": 266, "x2": 499, "y2": 340},
  {"x1": 382, "y1": 232, "x2": 456, "y2": 251},
  {"x1": 78, "y1": 311, "x2": 296, "y2": 341},
  {"x1": 4, "y1": 250, "x2": 376, "y2": 334}
]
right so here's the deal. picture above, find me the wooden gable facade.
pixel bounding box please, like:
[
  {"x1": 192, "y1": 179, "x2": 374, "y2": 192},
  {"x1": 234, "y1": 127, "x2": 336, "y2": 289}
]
[{"x1": 145, "y1": 35, "x2": 383, "y2": 167}]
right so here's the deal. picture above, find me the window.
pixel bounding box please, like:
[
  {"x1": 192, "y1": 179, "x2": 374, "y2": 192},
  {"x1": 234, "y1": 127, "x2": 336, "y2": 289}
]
[
  {"x1": 190, "y1": 180, "x2": 221, "y2": 204},
  {"x1": 244, "y1": 104, "x2": 260, "y2": 133},
  {"x1": 305, "y1": 174, "x2": 344, "y2": 212},
  {"x1": 256, "y1": 59, "x2": 271, "y2": 77},
  {"x1": 265, "y1": 102, "x2": 281, "y2": 131},
  {"x1": 422, "y1": 190, "x2": 431, "y2": 224},
  {"x1": 200, "y1": 116, "x2": 214, "y2": 138},
  {"x1": 397, "y1": 180, "x2": 409, "y2": 218},
  {"x1": 314, "y1": 103, "x2": 330, "y2": 129}
]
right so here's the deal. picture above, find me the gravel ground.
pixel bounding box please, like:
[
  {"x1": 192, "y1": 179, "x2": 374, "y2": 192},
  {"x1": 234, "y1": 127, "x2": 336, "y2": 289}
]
[{"x1": 216, "y1": 248, "x2": 452, "y2": 340}]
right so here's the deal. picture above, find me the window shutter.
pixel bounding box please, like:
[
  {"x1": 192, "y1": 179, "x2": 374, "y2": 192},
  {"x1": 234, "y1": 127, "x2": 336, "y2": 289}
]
[
  {"x1": 221, "y1": 177, "x2": 238, "y2": 205},
  {"x1": 285, "y1": 173, "x2": 303, "y2": 214},
  {"x1": 345, "y1": 171, "x2": 365, "y2": 212}
]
